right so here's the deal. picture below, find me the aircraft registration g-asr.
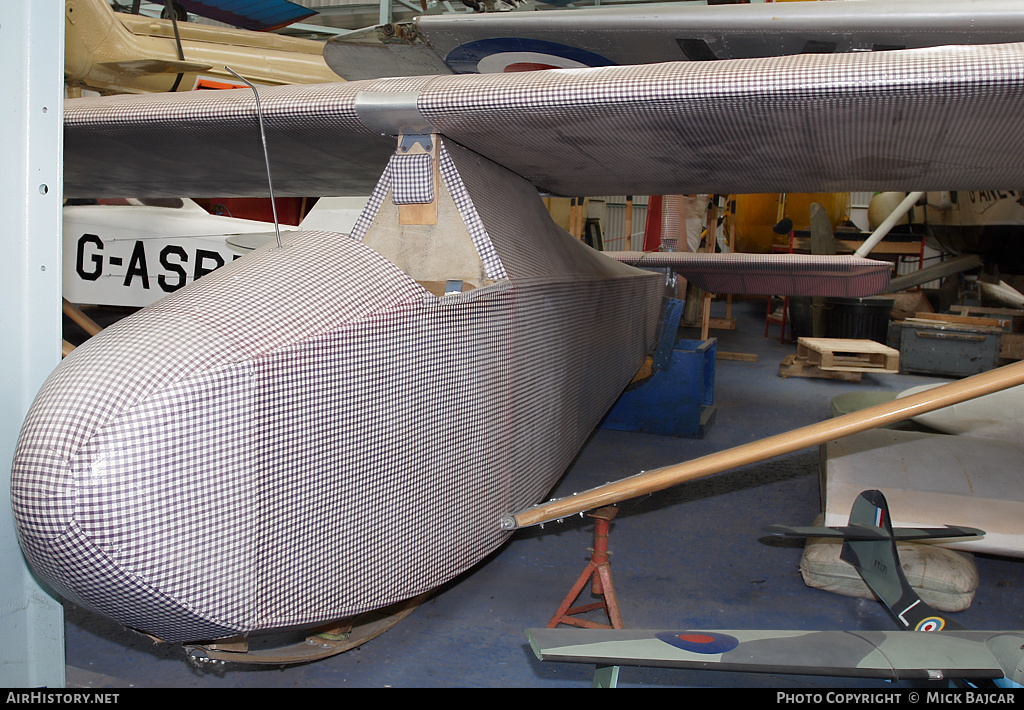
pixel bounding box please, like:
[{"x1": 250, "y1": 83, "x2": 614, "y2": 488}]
[{"x1": 14, "y1": 38, "x2": 1024, "y2": 661}]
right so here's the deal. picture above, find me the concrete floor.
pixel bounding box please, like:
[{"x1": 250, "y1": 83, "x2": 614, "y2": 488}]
[{"x1": 61, "y1": 297, "x2": 1024, "y2": 688}]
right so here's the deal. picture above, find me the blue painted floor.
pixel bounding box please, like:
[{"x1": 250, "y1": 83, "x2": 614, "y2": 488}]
[{"x1": 62, "y1": 298, "x2": 1024, "y2": 688}]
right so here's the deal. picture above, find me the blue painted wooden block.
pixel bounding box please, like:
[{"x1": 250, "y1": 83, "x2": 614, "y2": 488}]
[{"x1": 602, "y1": 336, "x2": 717, "y2": 438}]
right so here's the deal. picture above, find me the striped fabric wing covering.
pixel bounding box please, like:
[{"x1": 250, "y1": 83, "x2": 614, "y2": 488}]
[
  {"x1": 606, "y1": 251, "x2": 891, "y2": 298},
  {"x1": 11, "y1": 141, "x2": 663, "y2": 643},
  {"x1": 63, "y1": 42, "x2": 1024, "y2": 199}
]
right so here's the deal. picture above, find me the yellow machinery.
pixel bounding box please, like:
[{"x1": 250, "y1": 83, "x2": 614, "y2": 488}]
[{"x1": 729, "y1": 193, "x2": 851, "y2": 253}]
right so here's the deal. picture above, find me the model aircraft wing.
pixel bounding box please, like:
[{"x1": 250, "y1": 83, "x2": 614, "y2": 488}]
[
  {"x1": 764, "y1": 523, "x2": 987, "y2": 541},
  {"x1": 325, "y1": 0, "x2": 1024, "y2": 79},
  {"x1": 526, "y1": 627, "x2": 1017, "y2": 682},
  {"x1": 65, "y1": 39, "x2": 1024, "y2": 200}
]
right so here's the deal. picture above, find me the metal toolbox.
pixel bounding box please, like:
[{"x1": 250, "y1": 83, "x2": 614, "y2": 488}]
[{"x1": 898, "y1": 319, "x2": 1002, "y2": 377}]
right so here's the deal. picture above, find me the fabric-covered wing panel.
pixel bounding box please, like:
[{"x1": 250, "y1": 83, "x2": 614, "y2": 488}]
[
  {"x1": 64, "y1": 42, "x2": 1024, "y2": 198},
  {"x1": 607, "y1": 251, "x2": 891, "y2": 297},
  {"x1": 417, "y1": 44, "x2": 1024, "y2": 196}
]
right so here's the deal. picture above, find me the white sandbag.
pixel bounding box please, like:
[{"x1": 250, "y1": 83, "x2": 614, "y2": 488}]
[{"x1": 800, "y1": 534, "x2": 978, "y2": 612}]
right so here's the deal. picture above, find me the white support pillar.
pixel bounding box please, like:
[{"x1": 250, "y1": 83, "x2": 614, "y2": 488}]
[{"x1": 0, "y1": 0, "x2": 66, "y2": 688}]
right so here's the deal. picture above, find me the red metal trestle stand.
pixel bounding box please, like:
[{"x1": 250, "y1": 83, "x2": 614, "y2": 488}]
[{"x1": 547, "y1": 506, "x2": 624, "y2": 629}]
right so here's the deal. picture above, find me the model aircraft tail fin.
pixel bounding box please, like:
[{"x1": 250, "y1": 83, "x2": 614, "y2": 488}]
[
  {"x1": 766, "y1": 490, "x2": 982, "y2": 632},
  {"x1": 841, "y1": 490, "x2": 968, "y2": 632}
]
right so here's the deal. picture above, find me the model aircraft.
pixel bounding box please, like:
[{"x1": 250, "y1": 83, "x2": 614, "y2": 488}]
[
  {"x1": 14, "y1": 23, "x2": 1024, "y2": 664},
  {"x1": 820, "y1": 380, "x2": 1024, "y2": 560},
  {"x1": 528, "y1": 490, "x2": 1022, "y2": 688},
  {"x1": 65, "y1": 0, "x2": 338, "y2": 96},
  {"x1": 324, "y1": 0, "x2": 1024, "y2": 80}
]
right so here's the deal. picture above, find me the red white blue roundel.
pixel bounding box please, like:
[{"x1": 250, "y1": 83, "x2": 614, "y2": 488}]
[
  {"x1": 656, "y1": 631, "x2": 740, "y2": 654},
  {"x1": 915, "y1": 617, "x2": 946, "y2": 632},
  {"x1": 444, "y1": 38, "x2": 615, "y2": 74}
]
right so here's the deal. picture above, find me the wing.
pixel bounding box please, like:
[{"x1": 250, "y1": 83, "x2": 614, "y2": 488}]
[
  {"x1": 65, "y1": 40, "x2": 1024, "y2": 200},
  {"x1": 325, "y1": 0, "x2": 1024, "y2": 79},
  {"x1": 526, "y1": 627, "x2": 1019, "y2": 683},
  {"x1": 764, "y1": 523, "x2": 987, "y2": 541},
  {"x1": 607, "y1": 252, "x2": 889, "y2": 298},
  {"x1": 172, "y1": 0, "x2": 317, "y2": 32}
]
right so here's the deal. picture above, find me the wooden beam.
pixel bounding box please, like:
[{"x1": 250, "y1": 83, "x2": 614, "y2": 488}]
[
  {"x1": 509, "y1": 359, "x2": 1024, "y2": 528},
  {"x1": 700, "y1": 197, "x2": 719, "y2": 341},
  {"x1": 398, "y1": 133, "x2": 439, "y2": 226},
  {"x1": 62, "y1": 298, "x2": 102, "y2": 337},
  {"x1": 624, "y1": 195, "x2": 633, "y2": 250}
]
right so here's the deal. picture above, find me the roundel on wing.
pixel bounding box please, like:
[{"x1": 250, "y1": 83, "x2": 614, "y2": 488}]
[
  {"x1": 656, "y1": 631, "x2": 740, "y2": 654},
  {"x1": 444, "y1": 38, "x2": 615, "y2": 74}
]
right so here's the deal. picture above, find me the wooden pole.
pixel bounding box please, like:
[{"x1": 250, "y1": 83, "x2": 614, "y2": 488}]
[
  {"x1": 700, "y1": 197, "x2": 719, "y2": 341},
  {"x1": 726, "y1": 198, "x2": 735, "y2": 321},
  {"x1": 62, "y1": 298, "x2": 102, "y2": 337},
  {"x1": 508, "y1": 359, "x2": 1024, "y2": 529},
  {"x1": 624, "y1": 195, "x2": 633, "y2": 251}
]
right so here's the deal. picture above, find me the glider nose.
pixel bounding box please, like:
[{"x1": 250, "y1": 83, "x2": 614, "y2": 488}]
[
  {"x1": 10, "y1": 383, "x2": 140, "y2": 617},
  {"x1": 10, "y1": 433, "x2": 77, "y2": 577},
  {"x1": 10, "y1": 360, "x2": 245, "y2": 644},
  {"x1": 9, "y1": 409, "x2": 155, "y2": 634}
]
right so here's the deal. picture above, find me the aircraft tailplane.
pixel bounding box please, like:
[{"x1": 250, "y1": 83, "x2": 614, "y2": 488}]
[
  {"x1": 765, "y1": 489, "x2": 982, "y2": 632},
  {"x1": 838, "y1": 490, "x2": 967, "y2": 632}
]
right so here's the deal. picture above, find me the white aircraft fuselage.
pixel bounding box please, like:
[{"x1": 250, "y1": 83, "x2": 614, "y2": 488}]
[{"x1": 63, "y1": 198, "x2": 368, "y2": 309}]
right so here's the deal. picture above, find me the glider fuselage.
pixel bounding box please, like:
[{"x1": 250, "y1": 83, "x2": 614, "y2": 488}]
[{"x1": 12, "y1": 142, "x2": 662, "y2": 643}]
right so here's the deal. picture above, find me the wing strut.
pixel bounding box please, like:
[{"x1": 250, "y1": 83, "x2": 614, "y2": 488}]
[
  {"x1": 504, "y1": 359, "x2": 1024, "y2": 529},
  {"x1": 225, "y1": 66, "x2": 284, "y2": 251}
]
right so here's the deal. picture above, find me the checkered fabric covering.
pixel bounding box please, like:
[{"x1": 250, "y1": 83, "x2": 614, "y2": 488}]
[
  {"x1": 388, "y1": 153, "x2": 435, "y2": 205},
  {"x1": 350, "y1": 141, "x2": 507, "y2": 281},
  {"x1": 64, "y1": 42, "x2": 1024, "y2": 198},
  {"x1": 607, "y1": 252, "x2": 891, "y2": 297},
  {"x1": 12, "y1": 144, "x2": 662, "y2": 643}
]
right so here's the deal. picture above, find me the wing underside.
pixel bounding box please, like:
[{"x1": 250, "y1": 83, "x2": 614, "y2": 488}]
[
  {"x1": 324, "y1": 0, "x2": 1024, "y2": 79},
  {"x1": 606, "y1": 252, "x2": 890, "y2": 298},
  {"x1": 64, "y1": 41, "x2": 1024, "y2": 199}
]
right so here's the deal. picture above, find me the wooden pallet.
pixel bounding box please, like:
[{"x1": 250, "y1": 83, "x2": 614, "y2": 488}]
[
  {"x1": 796, "y1": 337, "x2": 899, "y2": 373},
  {"x1": 952, "y1": 305, "x2": 1024, "y2": 330},
  {"x1": 905, "y1": 314, "x2": 1006, "y2": 334},
  {"x1": 779, "y1": 354, "x2": 863, "y2": 382}
]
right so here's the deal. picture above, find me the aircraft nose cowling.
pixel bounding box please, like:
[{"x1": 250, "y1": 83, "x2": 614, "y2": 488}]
[{"x1": 10, "y1": 231, "x2": 429, "y2": 643}]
